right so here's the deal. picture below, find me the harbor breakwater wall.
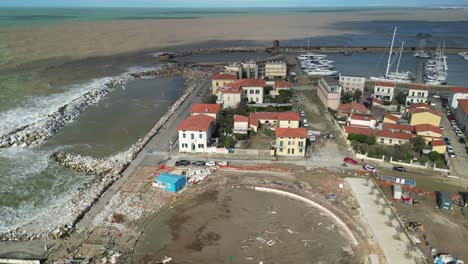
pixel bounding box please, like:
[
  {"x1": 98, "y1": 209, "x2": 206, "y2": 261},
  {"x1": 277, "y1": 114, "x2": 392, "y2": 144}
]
[
  {"x1": 0, "y1": 68, "x2": 208, "y2": 241},
  {"x1": 170, "y1": 47, "x2": 266, "y2": 57},
  {"x1": 0, "y1": 65, "x2": 184, "y2": 149}
]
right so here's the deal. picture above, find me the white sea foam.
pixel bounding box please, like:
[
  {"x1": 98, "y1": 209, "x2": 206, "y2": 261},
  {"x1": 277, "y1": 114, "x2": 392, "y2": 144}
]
[{"x1": 0, "y1": 77, "x2": 113, "y2": 136}]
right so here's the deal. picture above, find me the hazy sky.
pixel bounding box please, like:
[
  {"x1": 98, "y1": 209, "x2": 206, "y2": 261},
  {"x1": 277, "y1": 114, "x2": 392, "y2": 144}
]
[{"x1": 1, "y1": 0, "x2": 467, "y2": 8}]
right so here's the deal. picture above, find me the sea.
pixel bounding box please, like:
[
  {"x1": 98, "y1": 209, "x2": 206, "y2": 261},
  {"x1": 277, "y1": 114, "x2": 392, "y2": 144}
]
[{"x1": 1, "y1": 7, "x2": 468, "y2": 234}]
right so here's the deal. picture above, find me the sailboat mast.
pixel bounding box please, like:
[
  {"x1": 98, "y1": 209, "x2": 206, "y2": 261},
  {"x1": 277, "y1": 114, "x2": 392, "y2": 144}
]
[
  {"x1": 396, "y1": 41, "x2": 404, "y2": 73},
  {"x1": 386, "y1": 27, "x2": 397, "y2": 78}
]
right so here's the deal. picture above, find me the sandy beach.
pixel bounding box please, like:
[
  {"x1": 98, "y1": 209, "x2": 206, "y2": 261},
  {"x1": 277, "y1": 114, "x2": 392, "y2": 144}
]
[{"x1": 2, "y1": 9, "x2": 468, "y2": 69}]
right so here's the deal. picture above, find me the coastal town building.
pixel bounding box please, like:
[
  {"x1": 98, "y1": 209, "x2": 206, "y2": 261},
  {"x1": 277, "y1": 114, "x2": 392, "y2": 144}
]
[
  {"x1": 448, "y1": 86, "x2": 468, "y2": 110},
  {"x1": 348, "y1": 113, "x2": 377, "y2": 128},
  {"x1": 275, "y1": 128, "x2": 307, "y2": 157},
  {"x1": 377, "y1": 129, "x2": 412, "y2": 145},
  {"x1": 406, "y1": 84, "x2": 429, "y2": 106},
  {"x1": 154, "y1": 173, "x2": 186, "y2": 193},
  {"x1": 317, "y1": 76, "x2": 342, "y2": 110},
  {"x1": 211, "y1": 73, "x2": 238, "y2": 95},
  {"x1": 373, "y1": 81, "x2": 396, "y2": 102},
  {"x1": 265, "y1": 60, "x2": 287, "y2": 79},
  {"x1": 241, "y1": 60, "x2": 259, "y2": 79},
  {"x1": 216, "y1": 79, "x2": 266, "y2": 108},
  {"x1": 177, "y1": 114, "x2": 215, "y2": 153},
  {"x1": 383, "y1": 114, "x2": 400, "y2": 124},
  {"x1": 455, "y1": 99, "x2": 468, "y2": 136},
  {"x1": 344, "y1": 126, "x2": 376, "y2": 137},
  {"x1": 190, "y1": 103, "x2": 221, "y2": 120},
  {"x1": 430, "y1": 140, "x2": 446, "y2": 154},
  {"x1": 339, "y1": 75, "x2": 366, "y2": 93},
  {"x1": 408, "y1": 107, "x2": 442, "y2": 127},
  {"x1": 337, "y1": 102, "x2": 370, "y2": 118},
  {"x1": 233, "y1": 115, "x2": 250, "y2": 134},
  {"x1": 249, "y1": 112, "x2": 300, "y2": 132},
  {"x1": 269, "y1": 80, "x2": 292, "y2": 98},
  {"x1": 382, "y1": 123, "x2": 414, "y2": 134},
  {"x1": 414, "y1": 124, "x2": 443, "y2": 142},
  {"x1": 224, "y1": 63, "x2": 243, "y2": 78}
]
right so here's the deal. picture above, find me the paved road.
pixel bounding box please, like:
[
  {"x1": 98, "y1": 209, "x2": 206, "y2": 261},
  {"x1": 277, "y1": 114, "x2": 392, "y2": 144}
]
[
  {"x1": 76, "y1": 75, "x2": 211, "y2": 232},
  {"x1": 347, "y1": 178, "x2": 422, "y2": 264}
]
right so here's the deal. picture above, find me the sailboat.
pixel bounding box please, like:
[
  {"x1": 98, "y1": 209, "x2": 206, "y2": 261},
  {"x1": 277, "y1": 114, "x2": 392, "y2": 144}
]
[
  {"x1": 413, "y1": 39, "x2": 430, "y2": 58},
  {"x1": 425, "y1": 43, "x2": 448, "y2": 85},
  {"x1": 370, "y1": 27, "x2": 414, "y2": 83}
]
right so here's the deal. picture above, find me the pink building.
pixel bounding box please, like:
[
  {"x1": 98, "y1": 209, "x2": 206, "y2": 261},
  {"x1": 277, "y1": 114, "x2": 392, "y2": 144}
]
[{"x1": 317, "y1": 77, "x2": 342, "y2": 110}]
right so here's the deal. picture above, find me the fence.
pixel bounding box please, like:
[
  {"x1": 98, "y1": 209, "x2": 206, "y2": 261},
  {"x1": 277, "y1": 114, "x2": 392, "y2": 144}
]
[
  {"x1": 389, "y1": 157, "x2": 428, "y2": 169},
  {"x1": 355, "y1": 153, "x2": 385, "y2": 162}
]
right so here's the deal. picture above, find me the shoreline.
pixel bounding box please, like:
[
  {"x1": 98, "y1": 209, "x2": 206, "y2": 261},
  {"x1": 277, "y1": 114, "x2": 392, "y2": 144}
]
[{"x1": 0, "y1": 66, "x2": 209, "y2": 241}]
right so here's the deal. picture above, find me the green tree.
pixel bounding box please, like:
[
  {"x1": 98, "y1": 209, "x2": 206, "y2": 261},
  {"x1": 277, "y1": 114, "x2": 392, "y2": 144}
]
[
  {"x1": 275, "y1": 90, "x2": 292, "y2": 104},
  {"x1": 394, "y1": 92, "x2": 406, "y2": 105},
  {"x1": 353, "y1": 90, "x2": 363, "y2": 101},
  {"x1": 204, "y1": 94, "x2": 218, "y2": 104},
  {"x1": 410, "y1": 136, "x2": 426, "y2": 153},
  {"x1": 264, "y1": 86, "x2": 274, "y2": 95},
  {"x1": 342, "y1": 92, "x2": 353, "y2": 104}
]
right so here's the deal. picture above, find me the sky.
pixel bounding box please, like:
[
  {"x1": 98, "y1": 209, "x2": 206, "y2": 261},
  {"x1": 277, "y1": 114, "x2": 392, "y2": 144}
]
[{"x1": 1, "y1": 0, "x2": 467, "y2": 8}]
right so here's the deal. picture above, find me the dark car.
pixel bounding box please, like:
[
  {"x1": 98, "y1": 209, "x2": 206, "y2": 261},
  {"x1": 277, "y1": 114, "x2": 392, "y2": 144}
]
[
  {"x1": 363, "y1": 102, "x2": 370, "y2": 108},
  {"x1": 443, "y1": 137, "x2": 450, "y2": 144},
  {"x1": 175, "y1": 160, "x2": 190, "y2": 166},
  {"x1": 392, "y1": 166, "x2": 406, "y2": 172},
  {"x1": 193, "y1": 161, "x2": 206, "y2": 166}
]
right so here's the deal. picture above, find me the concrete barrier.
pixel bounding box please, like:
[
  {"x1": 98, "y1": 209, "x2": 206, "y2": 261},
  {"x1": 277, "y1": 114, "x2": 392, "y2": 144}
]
[{"x1": 254, "y1": 187, "x2": 358, "y2": 245}]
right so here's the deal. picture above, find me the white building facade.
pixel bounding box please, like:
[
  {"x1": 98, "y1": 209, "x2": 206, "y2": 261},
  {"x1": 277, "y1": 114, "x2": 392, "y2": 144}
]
[{"x1": 339, "y1": 75, "x2": 366, "y2": 93}]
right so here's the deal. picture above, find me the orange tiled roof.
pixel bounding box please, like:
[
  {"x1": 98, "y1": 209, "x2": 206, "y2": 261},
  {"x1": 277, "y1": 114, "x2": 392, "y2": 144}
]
[
  {"x1": 384, "y1": 114, "x2": 399, "y2": 122},
  {"x1": 414, "y1": 124, "x2": 443, "y2": 134},
  {"x1": 234, "y1": 115, "x2": 249, "y2": 122},
  {"x1": 378, "y1": 129, "x2": 412, "y2": 140},
  {"x1": 449, "y1": 86, "x2": 468, "y2": 94},
  {"x1": 375, "y1": 81, "x2": 396, "y2": 87},
  {"x1": 382, "y1": 123, "x2": 414, "y2": 133},
  {"x1": 350, "y1": 113, "x2": 375, "y2": 121},
  {"x1": 275, "y1": 128, "x2": 307, "y2": 138},
  {"x1": 344, "y1": 126, "x2": 375, "y2": 136},
  {"x1": 190, "y1": 104, "x2": 221, "y2": 114},
  {"x1": 373, "y1": 98, "x2": 385, "y2": 105},
  {"x1": 337, "y1": 102, "x2": 370, "y2": 114},
  {"x1": 275, "y1": 80, "x2": 292, "y2": 89},
  {"x1": 211, "y1": 73, "x2": 238, "y2": 80},
  {"x1": 177, "y1": 114, "x2": 215, "y2": 131},
  {"x1": 410, "y1": 102, "x2": 431, "y2": 109},
  {"x1": 431, "y1": 139, "x2": 445, "y2": 147},
  {"x1": 458, "y1": 99, "x2": 468, "y2": 114}
]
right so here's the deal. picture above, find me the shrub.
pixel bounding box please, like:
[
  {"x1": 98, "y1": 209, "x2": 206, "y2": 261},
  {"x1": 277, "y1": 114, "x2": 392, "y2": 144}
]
[
  {"x1": 263, "y1": 129, "x2": 276, "y2": 139},
  {"x1": 234, "y1": 133, "x2": 248, "y2": 140},
  {"x1": 348, "y1": 133, "x2": 376, "y2": 145}
]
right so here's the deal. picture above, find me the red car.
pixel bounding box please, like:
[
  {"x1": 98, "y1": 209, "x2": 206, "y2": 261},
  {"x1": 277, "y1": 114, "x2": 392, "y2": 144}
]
[{"x1": 343, "y1": 157, "x2": 358, "y2": 165}]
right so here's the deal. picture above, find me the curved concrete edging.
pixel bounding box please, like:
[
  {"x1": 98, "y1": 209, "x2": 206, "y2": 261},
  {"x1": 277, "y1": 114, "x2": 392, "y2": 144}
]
[{"x1": 254, "y1": 187, "x2": 359, "y2": 246}]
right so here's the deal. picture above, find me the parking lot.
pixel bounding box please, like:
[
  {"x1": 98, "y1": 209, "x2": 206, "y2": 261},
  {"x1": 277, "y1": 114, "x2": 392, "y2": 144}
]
[{"x1": 433, "y1": 97, "x2": 468, "y2": 177}]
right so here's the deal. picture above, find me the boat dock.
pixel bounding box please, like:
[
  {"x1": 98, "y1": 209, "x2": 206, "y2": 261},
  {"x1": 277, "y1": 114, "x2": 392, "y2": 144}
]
[
  {"x1": 266, "y1": 44, "x2": 467, "y2": 54},
  {"x1": 415, "y1": 60, "x2": 425, "y2": 83}
]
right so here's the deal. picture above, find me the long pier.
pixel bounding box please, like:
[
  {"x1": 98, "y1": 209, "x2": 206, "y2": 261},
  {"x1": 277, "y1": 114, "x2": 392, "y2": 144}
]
[{"x1": 267, "y1": 45, "x2": 467, "y2": 54}]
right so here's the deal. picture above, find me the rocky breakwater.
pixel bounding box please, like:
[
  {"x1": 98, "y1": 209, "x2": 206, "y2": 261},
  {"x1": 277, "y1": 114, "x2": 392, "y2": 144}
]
[
  {"x1": 166, "y1": 47, "x2": 266, "y2": 58},
  {"x1": 0, "y1": 68, "x2": 208, "y2": 242},
  {"x1": 0, "y1": 65, "x2": 185, "y2": 149}
]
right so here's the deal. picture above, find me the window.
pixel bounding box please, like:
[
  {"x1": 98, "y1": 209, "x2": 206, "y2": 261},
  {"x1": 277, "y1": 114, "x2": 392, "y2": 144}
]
[
  {"x1": 255, "y1": 89, "x2": 260, "y2": 94},
  {"x1": 216, "y1": 82, "x2": 219, "y2": 86},
  {"x1": 389, "y1": 139, "x2": 393, "y2": 144},
  {"x1": 288, "y1": 141, "x2": 292, "y2": 145},
  {"x1": 182, "y1": 133, "x2": 186, "y2": 139},
  {"x1": 380, "y1": 138, "x2": 384, "y2": 143},
  {"x1": 299, "y1": 149, "x2": 303, "y2": 153},
  {"x1": 279, "y1": 141, "x2": 284, "y2": 147},
  {"x1": 255, "y1": 98, "x2": 259, "y2": 102},
  {"x1": 279, "y1": 148, "x2": 283, "y2": 152},
  {"x1": 227, "y1": 96, "x2": 230, "y2": 100},
  {"x1": 198, "y1": 144, "x2": 204, "y2": 148},
  {"x1": 191, "y1": 133, "x2": 194, "y2": 140},
  {"x1": 377, "y1": 88, "x2": 380, "y2": 92},
  {"x1": 199, "y1": 133, "x2": 203, "y2": 139},
  {"x1": 292, "y1": 149, "x2": 295, "y2": 154},
  {"x1": 287, "y1": 148, "x2": 291, "y2": 154},
  {"x1": 387, "y1": 89, "x2": 390, "y2": 93},
  {"x1": 412, "y1": 92, "x2": 415, "y2": 96},
  {"x1": 299, "y1": 141, "x2": 303, "y2": 147},
  {"x1": 244, "y1": 90, "x2": 247, "y2": 94},
  {"x1": 249, "y1": 90, "x2": 254, "y2": 94}
]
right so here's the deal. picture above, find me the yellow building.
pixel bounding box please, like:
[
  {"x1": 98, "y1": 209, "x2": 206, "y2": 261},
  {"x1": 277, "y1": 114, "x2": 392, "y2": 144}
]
[
  {"x1": 383, "y1": 114, "x2": 400, "y2": 124},
  {"x1": 275, "y1": 128, "x2": 307, "y2": 157},
  {"x1": 211, "y1": 73, "x2": 238, "y2": 95},
  {"x1": 249, "y1": 112, "x2": 300, "y2": 132},
  {"x1": 408, "y1": 108, "x2": 442, "y2": 127},
  {"x1": 430, "y1": 140, "x2": 446, "y2": 154}
]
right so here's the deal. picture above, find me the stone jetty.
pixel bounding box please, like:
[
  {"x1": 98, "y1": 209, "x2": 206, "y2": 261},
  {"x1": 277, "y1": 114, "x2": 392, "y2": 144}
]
[
  {"x1": 0, "y1": 67, "x2": 208, "y2": 241},
  {"x1": 0, "y1": 65, "x2": 185, "y2": 149}
]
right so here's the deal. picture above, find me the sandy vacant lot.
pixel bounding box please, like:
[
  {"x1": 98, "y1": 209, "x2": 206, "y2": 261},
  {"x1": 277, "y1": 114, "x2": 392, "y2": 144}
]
[{"x1": 2, "y1": 9, "x2": 468, "y2": 68}]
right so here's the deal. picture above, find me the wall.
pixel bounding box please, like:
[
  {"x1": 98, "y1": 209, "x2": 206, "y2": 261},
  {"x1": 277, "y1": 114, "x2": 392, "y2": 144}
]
[
  {"x1": 278, "y1": 120, "x2": 300, "y2": 129},
  {"x1": 377, "y1": 137, "x2": 409, "y2": 146},
  {"x1": 374, "y1": 86, "x2": 395, "y2": 101},
  {"x1": 339, "y1": 76, "x2": 365, "y2": 93},
  {"x1": 243, "y1": 86, "x2": 264, "y2": 103},
  {"x1": 389, "y1": 157, "x2": 428, "y2": 169},
  {"x1": 317, "y1": 81, "x2": 341, "y2": 110},
  {"x1": 212, "y1": 79, "x2": 235, "y2": 95},
  {"x1": 455, "y1": 105, "x2": 468, "y2": 134},
  {"x1": 179, "y1": 129, "x2": 211, "y2": 153},
  {"x1": 276, "y1": 137, "x2": 306, "y2": 157},
  {"x1": 406, "y1": 89, "x2": 428, "y2": 105},
  {"x1": 449, "y1": 93, "x2": 468, "y2": 109},
  {"x1": 217, "y1": 91, "x2": 241, "y2": 108}
]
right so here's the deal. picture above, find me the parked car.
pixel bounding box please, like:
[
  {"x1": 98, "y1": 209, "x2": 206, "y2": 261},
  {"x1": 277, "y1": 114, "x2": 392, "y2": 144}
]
[
  {"x1": 206, "y1": 161, "x2": 216, "y2": 166},
  {"x1": 363, "y1": 164, "x2": 377, "y2": 173},
  {"x1": 443, "y1": 137, "x2": 450, "y2": 144},
  {"x1": 218, "y1": 160, "x2": 229, "y2": 166},
  {"x1": 194, "y1": 161, "x2": 206, "y2": 166},
  {"x1": 456, "y1": 131, "x2": 464, "y2": 138},
  {"x1": 175, "y1": 160, "x2": 190, "y2": 166},
  {"x1": 392, "y1": 166, "x2": 406, "y2": 172},
  {"x1": 343, "y1": 157, "x2": 358, "y2": 165},
  {"x1": 363, "y1": 102, "x2": 370, "y2": 108},
  {"x1": 432, "y1": 94, "x2": 441, "y2": 98},
  {"x1": 439, "y1": 125, "x2": 444, "y2": 130},
  {"x1": 448, "y1": 151, "x2": 456, "y2": 158},
  {"x1": 447, "y1": 145, "x2": 454, "y2": 152}
]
